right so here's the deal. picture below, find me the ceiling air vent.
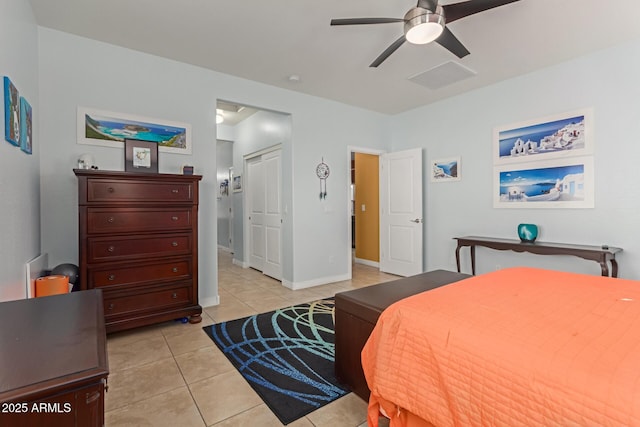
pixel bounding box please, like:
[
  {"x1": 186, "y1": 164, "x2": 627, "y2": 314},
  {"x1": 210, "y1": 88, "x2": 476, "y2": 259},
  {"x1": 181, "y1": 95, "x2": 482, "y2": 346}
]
[{"x1": 409, "y1": 61, "x2": 477, "y2": 90}]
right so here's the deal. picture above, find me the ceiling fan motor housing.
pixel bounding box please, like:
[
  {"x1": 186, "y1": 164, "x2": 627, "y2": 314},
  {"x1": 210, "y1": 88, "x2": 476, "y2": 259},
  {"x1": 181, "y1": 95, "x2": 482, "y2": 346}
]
[{"x1": 404, "y1": 6, "x2": 445, "y2": 45}]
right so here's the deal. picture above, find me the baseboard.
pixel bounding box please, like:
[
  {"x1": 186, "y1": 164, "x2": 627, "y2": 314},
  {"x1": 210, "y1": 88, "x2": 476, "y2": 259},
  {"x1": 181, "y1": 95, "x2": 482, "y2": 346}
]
[
  {"x1": 217, "y1": 245, "x2": 232, "y2": 253},
  {"x1": 354, "y1": 257, "x2": 380, "y2": 268},
  {"x1": 200, "y1": 295, "x2": 220, "y2": 308},
  {"x1": 232, "y1": 258, "x2": 249, "y2": 268},
  {"x1": 282, "y1": 272, "x2": 351, "y2": 290}
]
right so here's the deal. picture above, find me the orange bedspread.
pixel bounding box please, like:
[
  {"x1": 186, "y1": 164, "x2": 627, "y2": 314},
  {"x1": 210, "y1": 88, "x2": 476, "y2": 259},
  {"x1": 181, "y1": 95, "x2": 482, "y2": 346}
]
[{"x1": 362, "y1": 267, "x2": 640, "y2": 427}]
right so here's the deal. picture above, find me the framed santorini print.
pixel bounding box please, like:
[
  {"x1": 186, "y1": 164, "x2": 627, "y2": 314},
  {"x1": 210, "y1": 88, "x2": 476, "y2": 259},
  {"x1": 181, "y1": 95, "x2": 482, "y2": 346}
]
[
  {"x1": 493, "y1": 108, "x2": 593, "y2": 165},
  {"x1": 4, "y1": 76, "x2": 20, "y2": 147},
  {"x1": 493, "y1": 157, "x2": 594, "y2": 209},
  {"x1": 20, "y1": 97, "x2": 33, "y2": 155},
  {"x1": 124, "y1": 139, "x2": 158, "y2": 173},
  {"x1": 78, "y1": 106, "x2": 192, "y2": 154},
  {"x1": 431, "y1": 157, "x2": 461, "y2": 182}
]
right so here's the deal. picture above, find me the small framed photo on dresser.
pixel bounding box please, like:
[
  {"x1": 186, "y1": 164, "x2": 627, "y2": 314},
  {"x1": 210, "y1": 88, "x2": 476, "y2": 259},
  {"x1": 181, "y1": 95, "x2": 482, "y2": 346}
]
[{"x1": 124, "y1": 139, "x2": 158, "y2": 173}]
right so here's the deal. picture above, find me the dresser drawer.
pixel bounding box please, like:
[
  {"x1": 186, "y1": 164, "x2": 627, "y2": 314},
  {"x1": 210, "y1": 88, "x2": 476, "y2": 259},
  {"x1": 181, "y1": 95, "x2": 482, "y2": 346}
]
[
  {"x1": 89, "y1": 259, "x2": 192, "y2": 288},
  {"x1": 87, "y1": 208, "x2": 192, "y2": 233},
  {"x1": 87, "y1": 179, "x2": 194, "y2": 203},
  {"x1": 87, "y1": 234, "x2": 192, "y2": 263},
  {"x1": 103, "y1": 285, "x2": 192, "y2": 318}
]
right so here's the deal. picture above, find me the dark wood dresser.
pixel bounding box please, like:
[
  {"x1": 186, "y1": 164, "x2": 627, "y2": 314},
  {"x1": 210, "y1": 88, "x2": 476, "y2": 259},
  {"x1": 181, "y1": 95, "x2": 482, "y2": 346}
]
[
  {"x1": 74, "y1": 169, "x2": 203, "y2": 333},
  {"x1": 0, "y1": 290, "x2": 108, "y2": 427}
]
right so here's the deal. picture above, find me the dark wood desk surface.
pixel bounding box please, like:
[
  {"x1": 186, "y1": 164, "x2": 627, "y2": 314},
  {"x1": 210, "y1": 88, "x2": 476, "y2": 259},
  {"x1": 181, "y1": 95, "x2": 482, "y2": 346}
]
[
  {"x1": 0, "y1": 289, "x2": 108, "y2": 402},
  {"x1": 454, "y1": 236, "x2": 622, "y2": 277}
]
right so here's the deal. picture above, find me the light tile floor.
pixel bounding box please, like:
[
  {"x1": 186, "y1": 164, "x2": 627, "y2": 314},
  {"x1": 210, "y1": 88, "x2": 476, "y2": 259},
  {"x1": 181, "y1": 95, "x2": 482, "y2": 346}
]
[{"x1": 105, "y1": 250, "x2": 397, "y2": 426}]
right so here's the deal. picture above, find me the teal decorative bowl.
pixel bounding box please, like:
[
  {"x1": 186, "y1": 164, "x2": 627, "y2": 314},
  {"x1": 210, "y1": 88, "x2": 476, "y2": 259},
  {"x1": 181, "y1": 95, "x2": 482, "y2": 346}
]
[{"x1": 518, "y1": 224, "x2": 538, "y2": 243}]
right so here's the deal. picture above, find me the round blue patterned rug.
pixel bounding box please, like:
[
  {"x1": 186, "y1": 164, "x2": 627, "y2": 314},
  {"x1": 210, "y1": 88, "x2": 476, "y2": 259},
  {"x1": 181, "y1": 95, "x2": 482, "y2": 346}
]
[{"x1": 202, "y1": 299, "x2": 348, "y2": 425}]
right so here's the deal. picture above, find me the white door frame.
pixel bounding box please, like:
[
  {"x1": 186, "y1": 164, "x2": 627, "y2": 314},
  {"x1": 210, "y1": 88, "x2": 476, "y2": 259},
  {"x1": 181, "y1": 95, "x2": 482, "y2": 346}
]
[
  {"x1": 346, "y1": 146, "x2": 386, "y2": 280},
  {"x1": 242, "y1": 143, "x2": 283, "y2": 275}
]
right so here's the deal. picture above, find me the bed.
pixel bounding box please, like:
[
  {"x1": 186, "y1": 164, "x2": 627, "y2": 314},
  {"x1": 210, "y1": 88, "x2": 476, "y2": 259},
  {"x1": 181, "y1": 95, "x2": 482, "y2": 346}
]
[{"x1": 361, "y1": 267, "x2": 640, "y2": 427}]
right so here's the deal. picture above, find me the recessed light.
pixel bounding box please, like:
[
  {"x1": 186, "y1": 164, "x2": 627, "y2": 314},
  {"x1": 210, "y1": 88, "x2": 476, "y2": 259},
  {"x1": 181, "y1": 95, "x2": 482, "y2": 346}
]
[{"x1": 288, "y1": 74, "x2": 301, "y2": 83}]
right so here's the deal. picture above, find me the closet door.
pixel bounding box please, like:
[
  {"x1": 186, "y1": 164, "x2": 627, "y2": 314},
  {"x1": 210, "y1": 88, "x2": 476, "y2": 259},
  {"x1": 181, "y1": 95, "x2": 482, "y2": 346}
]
[
  {"x1": 247, "y1": 156, "x2": 265, "y2": 271},
  {"x1": 262, "y1": 150, "x2": 282, "y2": 280},
  {"x1": 246, "y1": 149, "x2": 282, "y2": 280}
]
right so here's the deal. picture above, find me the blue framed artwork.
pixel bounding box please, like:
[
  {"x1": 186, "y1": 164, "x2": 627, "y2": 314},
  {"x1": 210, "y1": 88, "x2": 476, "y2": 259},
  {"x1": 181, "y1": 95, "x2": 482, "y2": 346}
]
[
  {"x1": 493, "y1": 157, "x2": 594, "y2": 209},
  {"x1": 77, "y1": 106, "x2": 192, "y2": 155},
  {"x1": 4, "y1": 76, "x2": 20, "y2": 146},
  {"x1": 431, "y1": 156, "x2": 461, "y2": 182},
  {"x1": 493, "y1": 108, "x2": 593, "y2": 165},
  {"x1": 20, "y1": 97, "x2": 32, "y2": 154}
]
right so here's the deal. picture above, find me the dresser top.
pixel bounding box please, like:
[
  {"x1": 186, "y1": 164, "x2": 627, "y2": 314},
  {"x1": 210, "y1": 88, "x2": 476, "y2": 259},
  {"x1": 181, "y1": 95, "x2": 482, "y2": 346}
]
[
  {"x1": 0, "y1": 290, "x2": 108, "y2": 400},
  {"x1": 74, "y1": 169, "x2": 202, "y2": 181}
]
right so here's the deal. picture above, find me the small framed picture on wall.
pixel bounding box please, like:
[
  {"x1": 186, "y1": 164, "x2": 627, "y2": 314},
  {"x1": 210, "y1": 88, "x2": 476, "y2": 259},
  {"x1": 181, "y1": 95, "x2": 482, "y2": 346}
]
[
  {"x1": 431, "y1": 157, "x2": 461, "y2": 182},
  {"x1": 232, "y1": 174, "x2": 242, "y2": 192}
]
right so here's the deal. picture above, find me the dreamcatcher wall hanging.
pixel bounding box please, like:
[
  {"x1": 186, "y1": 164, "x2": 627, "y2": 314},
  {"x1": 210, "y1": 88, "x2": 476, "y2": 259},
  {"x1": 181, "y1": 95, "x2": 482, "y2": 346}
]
[{"x1": 316, "y1": 157, "x2": 330, "y2": 200}]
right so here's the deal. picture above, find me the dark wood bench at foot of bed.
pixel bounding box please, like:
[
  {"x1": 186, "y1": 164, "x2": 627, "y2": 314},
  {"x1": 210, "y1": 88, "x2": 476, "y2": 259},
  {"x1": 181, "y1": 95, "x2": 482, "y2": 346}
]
[{"x1": 334, "y1": 269, "x2": 471, "y2": 401}]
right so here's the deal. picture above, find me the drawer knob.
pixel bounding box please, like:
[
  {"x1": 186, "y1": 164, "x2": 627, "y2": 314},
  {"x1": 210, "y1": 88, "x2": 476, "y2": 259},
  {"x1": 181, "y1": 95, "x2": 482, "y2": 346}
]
[
  {"x1": 108, "y1": 246, "x2": 115, "y2": 252},
  {"x1": 171, "y1": 216, "x2": 179, "y2": 221},
  {"x1": 86, "y1": 391, "x2": 101, "y2": 404},
  {"x1": 108, "y1": 187, "x2": 115, "y2": 193},
  {"x1": 108, "y1": 274, "x2": 116, "y2": 281},
  {"x1": 172, "y1": 267, "x2": 179, "y2": 273},
  {"x1": 107, "y1": 217, "x2": 115, "y2": 223},
  {"x1": 172, "y1": 241, "x2": 178, "y2": 247},
  {"x1": 172, "y1": 292, "x2": 178, "y2": 299},
  {"x1": 108, "y1": 303, "x2": 114, "y2": 310},
  {"x1": 171, "y1": 189, "x2": 179, "y2": 194}
]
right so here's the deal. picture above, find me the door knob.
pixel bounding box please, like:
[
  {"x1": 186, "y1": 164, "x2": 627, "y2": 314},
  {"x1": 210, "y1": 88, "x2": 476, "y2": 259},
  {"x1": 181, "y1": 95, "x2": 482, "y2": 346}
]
[{"x1": 409, "y1": 218, "x2": 422, "y2": 223}]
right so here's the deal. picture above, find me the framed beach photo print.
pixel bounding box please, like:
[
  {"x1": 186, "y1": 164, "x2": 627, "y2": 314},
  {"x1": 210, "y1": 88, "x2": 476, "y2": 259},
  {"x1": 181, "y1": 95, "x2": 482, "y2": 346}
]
[
  {"x1": 493, "y1": 156, "x2": 594, "y2": 209},
  {"x1": 493, "y1": 108, "x2": 593, "y2": 165},
  {"x1": 78, "y1": 106, "x2": 192, "y2": 154},
  {"x1": 124, "y1": 139, "x2": 158, "y2": 173},
  {"x1": 431, "y1": 157, "x2": 461, "y2": 182}
]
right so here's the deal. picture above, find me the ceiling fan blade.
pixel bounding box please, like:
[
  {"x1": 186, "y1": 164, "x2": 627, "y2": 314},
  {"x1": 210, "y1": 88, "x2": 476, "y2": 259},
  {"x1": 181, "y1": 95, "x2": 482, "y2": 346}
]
[
  {"x1": 330, "y1": 18, "x2": 404, "y2": 26},
  {"x1": 370, "y1": 35, "x2": 406, "y2": 67},
  {"x1": 443, "y1": 0, "x2": 520, "y2": 24},
  {"x1": 417, "y1": 0, "x2": 439, "y2": 12},
  {"x1": 435, "y1": 27, "x2": 470, "y2": 58}
]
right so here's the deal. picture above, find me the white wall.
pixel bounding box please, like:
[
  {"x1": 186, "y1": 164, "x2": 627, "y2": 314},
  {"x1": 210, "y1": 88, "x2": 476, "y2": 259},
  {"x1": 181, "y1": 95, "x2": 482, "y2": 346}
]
[
  {"x1": 390, "y1": 37, "x2": 640, "y2": 279},
  {"x1": 0, "y1": 0, "x2": 40, "y2": 301},
  {"x1": 37, "y1": 28, "x2": 389, "y2": 304},
  {"x1": 216, "y1": 140, "x2": 232, "y2": 249}
]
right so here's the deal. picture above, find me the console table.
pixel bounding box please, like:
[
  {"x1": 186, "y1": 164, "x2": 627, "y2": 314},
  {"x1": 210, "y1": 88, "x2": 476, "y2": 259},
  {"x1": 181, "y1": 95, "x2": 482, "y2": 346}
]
[
  {"x1": 0, "y1": 290, "x2": 108, "y2": 427},
  {"x1": 454, "y1": 236, "x2": 622, "y2": 277}
]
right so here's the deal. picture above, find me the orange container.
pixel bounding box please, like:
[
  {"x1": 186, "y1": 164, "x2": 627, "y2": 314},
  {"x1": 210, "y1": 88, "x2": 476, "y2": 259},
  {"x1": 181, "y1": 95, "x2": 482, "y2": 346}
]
[{"x1": 35, "y1": 275, "x2": 70, "y2": 297}]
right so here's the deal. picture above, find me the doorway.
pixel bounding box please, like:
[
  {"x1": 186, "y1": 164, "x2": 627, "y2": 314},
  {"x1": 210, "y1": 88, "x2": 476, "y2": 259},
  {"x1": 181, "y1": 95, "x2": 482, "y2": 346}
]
[
  {"x1": 215, "y1": 99, "x2": 290, "y2": 284},
  {"x1": 351, "y1": 151, "x2": 381, "y2": 268},
  {"x1": 347, "y1": 147, "x2": 425, "y2": 278},
  {"x1": 347, "y1": 147, "x2": 384, "y2": 278}
]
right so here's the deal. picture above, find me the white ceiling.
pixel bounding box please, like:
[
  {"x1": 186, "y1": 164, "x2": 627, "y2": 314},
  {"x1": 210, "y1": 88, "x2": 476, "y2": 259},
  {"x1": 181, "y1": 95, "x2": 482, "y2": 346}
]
[{"x1": 28, "y1": 0, "x2": 640, "y2": 114}]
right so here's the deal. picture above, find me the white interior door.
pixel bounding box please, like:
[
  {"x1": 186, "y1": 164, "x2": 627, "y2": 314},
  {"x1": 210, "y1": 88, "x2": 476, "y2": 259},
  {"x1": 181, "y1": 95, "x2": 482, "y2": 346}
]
[
  {"x1": 247, "y1": 157, "x2": 265, "y2": 271},
  {"x1": 261, "y1": 150, "x2": 282, "y2": 280},
  {"x1": 246, "y1": 148, "x2": 282, "y2": 280},
  {"x1": 380, "y1": 148, "x2": 423, "y2": 276}
]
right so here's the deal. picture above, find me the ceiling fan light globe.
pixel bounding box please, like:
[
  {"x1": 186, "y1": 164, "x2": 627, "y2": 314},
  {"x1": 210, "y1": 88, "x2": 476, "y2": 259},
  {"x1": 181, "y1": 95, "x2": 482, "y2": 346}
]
[{"x1": 404, "y1": 10, "x2": 445, "y2": 45}]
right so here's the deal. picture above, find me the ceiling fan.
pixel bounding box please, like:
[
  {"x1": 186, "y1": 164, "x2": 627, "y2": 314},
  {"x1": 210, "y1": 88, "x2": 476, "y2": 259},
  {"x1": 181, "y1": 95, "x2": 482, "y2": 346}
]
[{"x1": 330, "y1": 0, "x2": 521, "y2": 67}]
